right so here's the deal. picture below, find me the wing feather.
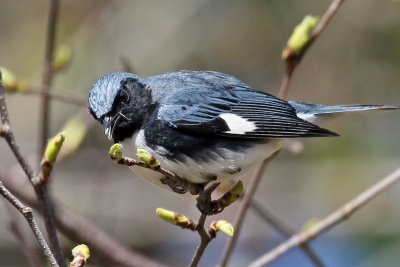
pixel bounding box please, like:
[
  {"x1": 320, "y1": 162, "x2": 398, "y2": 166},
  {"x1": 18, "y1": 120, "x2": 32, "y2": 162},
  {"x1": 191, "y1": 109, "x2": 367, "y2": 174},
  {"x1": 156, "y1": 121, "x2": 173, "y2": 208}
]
[{"x1": 154, "y1": 71, "x2": 337, "y2": 138}]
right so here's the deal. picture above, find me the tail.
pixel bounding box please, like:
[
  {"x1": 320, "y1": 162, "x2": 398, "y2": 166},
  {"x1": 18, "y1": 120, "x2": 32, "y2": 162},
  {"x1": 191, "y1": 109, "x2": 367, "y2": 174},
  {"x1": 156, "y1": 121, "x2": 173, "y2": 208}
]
[{"x1": 288, "y1": 101, "x2": 399, "y2": 124}]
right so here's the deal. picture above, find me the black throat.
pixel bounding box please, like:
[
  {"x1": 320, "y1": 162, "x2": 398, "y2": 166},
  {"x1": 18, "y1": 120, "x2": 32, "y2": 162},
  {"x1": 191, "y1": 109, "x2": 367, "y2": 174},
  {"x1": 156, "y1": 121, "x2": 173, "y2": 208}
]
[{"x1": 112, "y1": 78, "x2": 155, "y2": 143}]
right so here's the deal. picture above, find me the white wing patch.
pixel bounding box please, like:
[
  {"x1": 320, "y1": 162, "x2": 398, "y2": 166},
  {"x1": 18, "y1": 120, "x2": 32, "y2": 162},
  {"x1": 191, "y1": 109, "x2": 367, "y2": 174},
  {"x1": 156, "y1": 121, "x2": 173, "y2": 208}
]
[
  {"x1": 296, "y1": 113, "x2": 320, "y2": 124},
  {"x1": 219, "y1": 113, "x2": 257, "y2": 135}
]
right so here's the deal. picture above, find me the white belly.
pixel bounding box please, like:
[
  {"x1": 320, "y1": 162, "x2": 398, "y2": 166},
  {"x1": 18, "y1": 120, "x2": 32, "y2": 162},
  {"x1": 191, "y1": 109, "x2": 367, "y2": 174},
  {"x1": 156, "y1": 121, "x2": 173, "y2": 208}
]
[{"x1": 121, "y1": 130, "x2": 282, "y2": 191}]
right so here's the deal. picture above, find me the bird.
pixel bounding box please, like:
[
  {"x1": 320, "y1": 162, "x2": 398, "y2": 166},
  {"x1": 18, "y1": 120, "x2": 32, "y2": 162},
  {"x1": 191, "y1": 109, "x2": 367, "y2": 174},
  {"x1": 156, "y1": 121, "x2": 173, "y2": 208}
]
[{"x1": 88, "y1": 70, "x2": 398, "y2": 192}]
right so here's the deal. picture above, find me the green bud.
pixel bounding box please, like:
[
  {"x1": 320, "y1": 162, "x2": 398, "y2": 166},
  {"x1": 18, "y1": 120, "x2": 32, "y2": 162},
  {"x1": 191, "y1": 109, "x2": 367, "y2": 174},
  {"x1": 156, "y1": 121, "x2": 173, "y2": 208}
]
[
  {"x1": 71, "y1": 244, "x2": 90, "y2": 267},
  {"x1": 156, "y1": 208, "x2": 195, "y2": 230},
  {"x1": 229, "y1": 180, "x2": 243, "y2": 202},
  {"x1": 209, "y1": 220, "x2": 234, "y2": 237},
  {"x1": 302, "y1": 217, "x2": 320, "y2": 231},
  {"x1": 109, "y1": 143, "x2": 123, "y2": 162},
  {"x1": 137, "y1": 149, "x2": 159, "y2": 168},
  {"x1": 43, "y1": 131, "x2": 66, "y2": 165},
  {"x1": 0, "y1": 67, "x2": 28, "y2": 92},
  {"x1": 156, "y1": 208, "x2": 178, "y2": 225},
  {"x1": 71, "y1": 244, "x2": 90, "y2": 260},
  {"x1": 52, "y1": 45, "x2": 72, "y2": 73},
  {"x1": 59, "y1": 116, "x2": 87, "y2": 159},
  {"x1": 282, "y1": 15, "x2": 319, "y2": 60},
  {"x1": 218, "y1": 180, "x2": 243, "y2": 208}
]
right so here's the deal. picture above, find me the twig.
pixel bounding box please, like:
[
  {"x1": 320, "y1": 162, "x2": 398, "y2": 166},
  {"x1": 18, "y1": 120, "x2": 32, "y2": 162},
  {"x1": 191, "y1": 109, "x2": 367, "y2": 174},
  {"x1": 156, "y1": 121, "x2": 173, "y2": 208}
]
[
  {"x1": 250, "y1": 200, "x2": 324, "y2": 267},
  {"x1": 38, "y1": 1, "x2": 66, "y2": 262},
  {"x1": 115, "y1": 155, "x2": 201, "y2": 195},
  {"x1": 1, "y1": 72, "x2": 66, "y2": 266},
  {"x1": 278, "y1": 0, "x2": 346, "y2": 99},
  {"x1": 0, "y1": 167, "x2": 167, "y2": 267},
  {"x1": 277, "y1": 65, "x2": 295, "y2": 100},
  {"x1": 248, "y1": 166, "x2": 400, "y2": 267},
  {"x1": 117, "y1": 156, "x2": 179, "y2": 181},
  {"x1": 4, "y1": 202, "x2": 42, "y2": 267},
  {"x1": 120, "y1": 56, "x2": 136, "y2": 73},
  {"x1": 24, "y1": 86, "x2": 87, "y2": 107},
  {"x1": 189, "y1": 183, "x2": 223, "y2": 267},
  {"x1": 221, "y1": 0, "x2": 347, "y2": 265},
  {"x1": 220, "y1": 151, "x2": 279, "y2": 267},
  {"x1": 39, "y1": 0, "x2": 59, "y2": 155},
  {"x1": 190, "y1": 213, "x2": 211, "y2": 267},
  {"x1": 35, "y1": 186, "x2": 65, "y2": 267},
  {"x1": 0, "y1": 181, "x2": 57, "y2": 267}
]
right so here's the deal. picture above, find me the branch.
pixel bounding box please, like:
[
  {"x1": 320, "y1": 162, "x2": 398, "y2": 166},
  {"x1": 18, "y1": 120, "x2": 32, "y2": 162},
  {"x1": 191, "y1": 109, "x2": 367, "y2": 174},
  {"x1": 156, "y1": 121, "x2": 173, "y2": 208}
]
[
  {"x1": 0, "y1": 181, "x2": 57, "y2": 266},
  {"x1": 220, "y1": 0, "x2": 347, "y2": 265},
  {"x1": 110, "y1": 145, "x2": 201, "y2": 195},
  {"x1": 4, "y1": 202, "x2": 42, "y2": 267},
  {"x1": 39, "y1": 0, "x2": 59, "y2": 155},
  {"x1": 0, "y1": 167, "x2": 167, "y2": 267},
  {"x1": 248, "y1": 167, "x2": 400, "y2": 267},
  {"x1": 220, "y1": 151, "x2": 279, "y2": 267},
  {"x1": 24, "y1": 86, "x2": 87, "y2": 107},
  {"x1": 120, "y1": 56, "x2": 136, "y2": 73},
  {"x1": 250, "y1": 200, "x2": 324, "y2": 267},
  {"x1": 189, "y1": 213, "x2": 211, "y2": 267},
  {"x1": 1, "y1": 71, "x2": 66, "y2": 266},
  {"x1": 278, "y1": 0, "x2": 346, "y2": 99}
]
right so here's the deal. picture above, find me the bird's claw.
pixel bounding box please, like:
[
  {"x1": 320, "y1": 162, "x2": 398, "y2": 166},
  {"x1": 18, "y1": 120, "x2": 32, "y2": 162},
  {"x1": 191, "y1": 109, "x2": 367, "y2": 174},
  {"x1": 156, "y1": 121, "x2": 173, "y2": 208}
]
[{"x1": 160, "y1": 177, "x2": 190, "y2": 194}]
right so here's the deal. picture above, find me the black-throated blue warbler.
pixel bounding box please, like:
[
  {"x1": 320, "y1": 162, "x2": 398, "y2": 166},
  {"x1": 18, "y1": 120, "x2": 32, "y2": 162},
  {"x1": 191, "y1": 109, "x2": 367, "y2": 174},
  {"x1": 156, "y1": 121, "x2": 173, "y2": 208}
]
[{"x1": 88, "y1": 70, "x2": 397, "y2": 191}]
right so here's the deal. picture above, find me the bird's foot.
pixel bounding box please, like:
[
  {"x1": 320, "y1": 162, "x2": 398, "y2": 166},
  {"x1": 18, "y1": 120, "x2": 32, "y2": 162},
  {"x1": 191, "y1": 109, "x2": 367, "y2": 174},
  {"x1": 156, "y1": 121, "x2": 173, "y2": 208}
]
[
  {"x1": 195, "y1": 183, "x2": 223, "y2": 215},
  {"x1": 196, "y1": 199, "x2": 224, "y2": 215},
  {"x1": 160, "y1": 176, "x2": 191, "y2": 194}
]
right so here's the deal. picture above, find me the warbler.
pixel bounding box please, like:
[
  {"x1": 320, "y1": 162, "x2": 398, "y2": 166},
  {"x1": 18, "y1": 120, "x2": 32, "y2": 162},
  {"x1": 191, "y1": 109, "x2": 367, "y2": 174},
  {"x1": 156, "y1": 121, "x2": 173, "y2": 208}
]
[{"x1": 88, "y1": 70, "x2": 397, "y2": 191}]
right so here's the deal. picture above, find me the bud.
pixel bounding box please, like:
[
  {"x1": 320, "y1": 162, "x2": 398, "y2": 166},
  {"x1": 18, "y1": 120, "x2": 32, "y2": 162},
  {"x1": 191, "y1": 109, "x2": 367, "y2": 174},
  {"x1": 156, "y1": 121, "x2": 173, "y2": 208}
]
[
  {"x1": 156, "y1": 208, "x2": 195, "y2": 230},
  {"x1": 282, "y1": 15, "x2": 319, "y2": 60},
  {"x1": 59, "y1": 115, "x2": 87, "y2": 159},
  {"x1": 302, "y1": 217, "x2": 320, "y2": 231},
  {"x1": 52, "y1": 45, "x2": 72, "y2": 73},
  {"x1": 41, "y1": 131, "x2": 66, "y2": 183},
  {"x1": 218, "y1": 180, "x2": 243, "y2": 208},
  {"x1": 0, "y1": 67, "x2": 28, "y2": 92},
  {"x1": 71, "y1": 244, "x2": 90, "y2": 267},
  {"x1": 209, "y1": 220, "x2": 234, "y2": 237},
  {"x1": 42, "y1": 131, "x2": 66, "y2": 166},
  {"x1": 109, "y1": 143, "x2": 123, "y2": 162},
  {"x1": 137, "y1": 149, "x2": 160, "y2": 168}
]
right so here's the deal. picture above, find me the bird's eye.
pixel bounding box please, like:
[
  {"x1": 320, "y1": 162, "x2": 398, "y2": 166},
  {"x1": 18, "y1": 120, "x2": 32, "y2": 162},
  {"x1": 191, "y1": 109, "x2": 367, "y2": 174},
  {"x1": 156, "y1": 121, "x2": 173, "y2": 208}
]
[{"x1": 119, "y1": 90, "x2": 129, "y2": 103}]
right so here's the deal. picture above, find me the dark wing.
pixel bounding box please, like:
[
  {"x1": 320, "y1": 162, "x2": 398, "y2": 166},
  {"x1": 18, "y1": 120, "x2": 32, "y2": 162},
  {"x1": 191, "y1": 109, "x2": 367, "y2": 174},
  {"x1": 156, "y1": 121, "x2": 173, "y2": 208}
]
[{"x1": 154, "y1": 71, "x2": 337, "y2": 138}]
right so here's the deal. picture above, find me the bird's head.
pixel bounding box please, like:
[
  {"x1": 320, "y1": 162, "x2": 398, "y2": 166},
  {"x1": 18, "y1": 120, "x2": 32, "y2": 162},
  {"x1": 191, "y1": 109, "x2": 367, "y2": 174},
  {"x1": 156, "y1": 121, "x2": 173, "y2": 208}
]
[{"x1": 88, "y1": 72, "x2": 153, "y2": 142}]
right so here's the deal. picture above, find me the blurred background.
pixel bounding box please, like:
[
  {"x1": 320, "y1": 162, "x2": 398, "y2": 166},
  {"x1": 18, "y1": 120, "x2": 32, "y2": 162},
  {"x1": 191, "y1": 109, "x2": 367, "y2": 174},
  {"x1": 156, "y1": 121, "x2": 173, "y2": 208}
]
[{"x1": 0, "y1": 0, "x2": 399, "y2": 266}]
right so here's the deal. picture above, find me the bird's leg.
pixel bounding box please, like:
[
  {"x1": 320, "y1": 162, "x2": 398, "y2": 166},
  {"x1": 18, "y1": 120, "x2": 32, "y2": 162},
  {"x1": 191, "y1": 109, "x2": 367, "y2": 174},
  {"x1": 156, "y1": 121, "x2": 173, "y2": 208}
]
[
  {"x1": 160, "y1": 176, "x2": 191, "y2": 194},
  {"x1": 196, "y1": 183, "x2": 222, "y2": 215}
]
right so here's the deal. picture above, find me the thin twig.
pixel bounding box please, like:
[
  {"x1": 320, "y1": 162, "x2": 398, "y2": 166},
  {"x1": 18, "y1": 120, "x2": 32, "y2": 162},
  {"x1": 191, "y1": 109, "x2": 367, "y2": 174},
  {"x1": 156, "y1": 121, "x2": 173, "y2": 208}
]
[
  {"x1": 248, "y1": 166, "x2": 400, "y2": 267},
  {"x1": 277, "y1": 63, "x2": 295, "y2": 99},
  {"x1": 120, "y1": 56, "x2": 136, "y2": 73},
  {"x1": 190, "y1": 213, "x2": 211, "y2": 267},
  {"x1": 250, "y1": 200, "x2": 325, "y2": 267},
  {"x1": 222, "y1": 0, "x2": 347, "y2": 265},
  {"x1": 34, "y1": 186, "x2": 65, "y2": 267},
  {"x1": 1, "y1": 72, "x2": 66, "y2": 266},
  {"x1": 0, "y1": 167, "x2": 167, "y2": 267},
  {"x1": 24, "y1": 86, "x2": 87, "y2": 107},
  {"x1": 116, "y1": 156, "x2": 201, "y2": 195},
  {"x1": 220, "y1": 151, "x2": 279, "y2": 267},
  {"x1": 39, "y1": 0, "x2": 59, "y2": 156},
  {"x1": 117, "y1": 157, "x2": 179, "y2": 181},
  {"x1": 38, "y1": 2, "x2": 67, "y2": 262},
  {"x1": 278, "y1": 0, "x2": 346, "y2": 99},
  {"x1": 4, "y1": 202, "x2": 43, "y2": 267},
  {"x1": 0, "y1": 181, "x2": 57, "y2": 267}
]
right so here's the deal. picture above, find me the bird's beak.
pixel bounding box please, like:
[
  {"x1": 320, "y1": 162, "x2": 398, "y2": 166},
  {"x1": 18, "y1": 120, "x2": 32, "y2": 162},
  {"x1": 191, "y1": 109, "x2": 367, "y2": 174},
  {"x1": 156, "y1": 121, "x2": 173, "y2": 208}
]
[{"x1": 103, "y1": 115, "x2": 115, "y2": 141}]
